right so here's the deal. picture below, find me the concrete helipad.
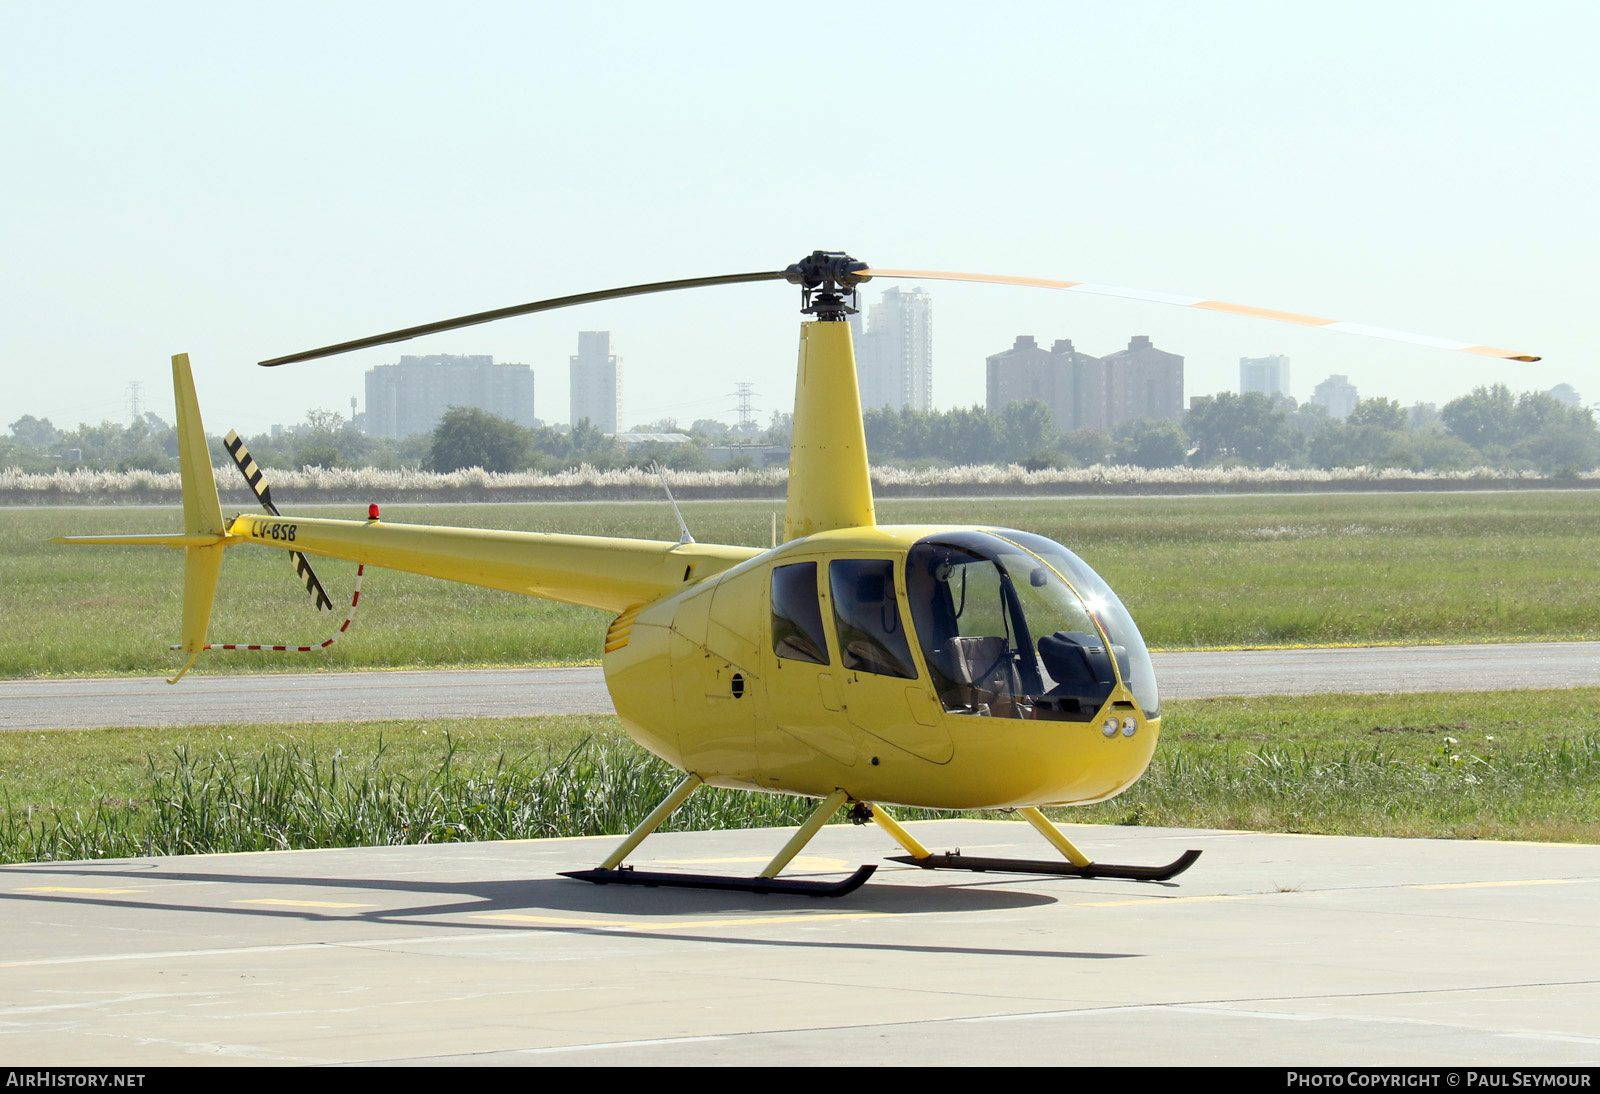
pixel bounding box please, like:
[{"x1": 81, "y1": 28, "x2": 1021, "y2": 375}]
[{"x1": 2, "y1": 820, "x2": 1597, "y2": 1066}]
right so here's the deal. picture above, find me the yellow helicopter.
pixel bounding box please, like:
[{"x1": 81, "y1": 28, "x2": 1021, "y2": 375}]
[{"x1": 55, "y1": 252, "x2": 1538, "y2": 897}]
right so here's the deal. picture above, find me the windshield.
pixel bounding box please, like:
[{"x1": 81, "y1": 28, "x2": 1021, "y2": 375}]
[{"x1": 906, "y1": 529, "x2": 1159, "y2": 720}]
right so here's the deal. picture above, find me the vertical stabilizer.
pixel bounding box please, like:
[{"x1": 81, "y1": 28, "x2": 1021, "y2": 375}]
[
  {"x1": 170, "y1": 353, "x2": 226, "y2": 679},
  {"x1": 783, "y1": 321, "x2": 875, "y2": 542},
  {"x1": 173, "y1": 353, "x2": 224, "y2": 536}
]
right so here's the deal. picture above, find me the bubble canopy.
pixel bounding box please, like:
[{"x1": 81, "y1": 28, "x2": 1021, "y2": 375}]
[{"x1": 904, "y1": 529, "x2": 1160, "y2": 721}]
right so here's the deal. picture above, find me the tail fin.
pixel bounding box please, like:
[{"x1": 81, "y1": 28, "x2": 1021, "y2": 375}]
[
  {"x1": 174, "y1": 353, "x2": 224, "y2": 538},
  {"x1": 168, "y1": 353, "x2": 227, "y2": 681},
  {"x1": 53, "y1": 354, "x2": 231, "y2": 683}
]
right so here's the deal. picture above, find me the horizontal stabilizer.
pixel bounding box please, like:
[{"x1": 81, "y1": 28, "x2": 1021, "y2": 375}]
[{"x1": 52, "y1": 532, "x2": 233, "y2": 548}]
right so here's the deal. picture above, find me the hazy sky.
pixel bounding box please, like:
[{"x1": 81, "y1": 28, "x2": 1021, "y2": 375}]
[{"x1": 3, "y1": 1, "x2": 1594, "y2": 435}]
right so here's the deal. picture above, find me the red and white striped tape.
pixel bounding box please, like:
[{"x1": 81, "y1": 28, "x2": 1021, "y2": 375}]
[{"x1": 170, "y1": 565, "x2": 365, "y2": 654}]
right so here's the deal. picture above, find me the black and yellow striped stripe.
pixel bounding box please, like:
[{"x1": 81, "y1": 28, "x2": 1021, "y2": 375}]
[
  {"x1": 223, "y1": 429, "x2": 334, "y2": 613},
  {"x1": 223, "y1": 430, "x2": 276, "y2": 514}
]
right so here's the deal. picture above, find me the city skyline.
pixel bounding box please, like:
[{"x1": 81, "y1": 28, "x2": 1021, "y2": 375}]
[{"x1": 8, "y1": 312, "x2": 1588, "y2": 441}]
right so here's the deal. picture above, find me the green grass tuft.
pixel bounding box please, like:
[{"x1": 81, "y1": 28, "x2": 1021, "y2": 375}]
[{"x1": 3, "y1": 689, "x2": 1598, "y2": 864}]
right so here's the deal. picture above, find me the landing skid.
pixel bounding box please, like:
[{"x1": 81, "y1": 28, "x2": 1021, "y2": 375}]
[
  {"x1": 567, "y1": 786, "x2": 1203, "y2": 899},
  {"x1": 887, "y1": 848, "x2": 1202, "y2": 882},
  {"x1": 562, "y1": 864, "x2": 877, "y2": 898}
]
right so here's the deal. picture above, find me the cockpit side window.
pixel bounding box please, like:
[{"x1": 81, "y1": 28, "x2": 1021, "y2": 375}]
[
  {"x1": 907, "y1": 543, "x2": 1036, "y2": 717},
  {"x1": 770, "y1": 562, "x2": 830, "y2": 665},
  {"x1": 908, "y1": 532, "x2": 1139, "y2": 722},
  {"x1": 827, "y1": 558, "x2": 917, "y2": 679},
  {"x1": 991, "y1": 529, "x2": 1161, "y2": 719}
]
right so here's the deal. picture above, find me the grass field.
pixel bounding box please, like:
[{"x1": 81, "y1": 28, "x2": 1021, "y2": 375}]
[
  {"x1": 6, "y1": 490, "x2": 1599, "y2": 678},
  {"x1": 4, "y1": 689, "x2": 1595, "y2": 864}
]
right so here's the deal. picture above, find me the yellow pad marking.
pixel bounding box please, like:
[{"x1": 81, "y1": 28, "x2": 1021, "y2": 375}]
[
  {"x1": 475, "y1": 912, "x2": 890, "y2": 931},
  {"x1": 17, "y1": 886, "x2": 142, "y2": 895},
  {"x1": 235, "y1": 898, "x2": 374, "y2": 908},
  {"x1": 1076, "y1": 894, "x2": 1248, "y2": 908},
  {"x1": 1412, "y1": 879, "x2": 1586, "y2": 891}
]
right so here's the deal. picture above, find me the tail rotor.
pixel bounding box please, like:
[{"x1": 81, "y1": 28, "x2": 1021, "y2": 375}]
[{"x1": 222, "y1": 430, "x2": 335, "y2": 613}]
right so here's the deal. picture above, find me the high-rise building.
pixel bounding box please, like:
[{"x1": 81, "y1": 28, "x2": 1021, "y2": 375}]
[
  {"x1": 985, "y1": 336, "x2": 1103, "y2": 431},
  {"x1": 1240, "y1": 355, "x2": 1291, "y2": 399},
  {"x1": 1312, "y1": 374, "x2": 1359, "y2": 420},
  {"x1": 364, "y1": 354, "x2": 535, "y2": 439},
  {"x1": 988, "y1": 335, "x2": 1182, "y2": 431},
  {"x1": 986, "y1": 335, "x2": 1054, "y2": 420},
  {"x1": 570, "y1": 331, "x2": 622, "y2": 432},
  {"x1": 1101, "y1": 336, "x2": 1185, "y2": 426},
  {"x1": 855, "y1": 287, "x2": 933, "y2": 412}
]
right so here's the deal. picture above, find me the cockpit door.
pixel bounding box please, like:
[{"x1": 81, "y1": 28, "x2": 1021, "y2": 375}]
[
  {"x1": 828, "y1": 556, "x2": 952, "y2": 764},
  {"x1": 759, "y1": 558, "x2": 858, "y2": 784}
]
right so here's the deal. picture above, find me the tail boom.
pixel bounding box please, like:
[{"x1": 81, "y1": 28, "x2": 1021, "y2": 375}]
[{"x1": 225, "y1": 512, "x2": 759, "y2": 614}]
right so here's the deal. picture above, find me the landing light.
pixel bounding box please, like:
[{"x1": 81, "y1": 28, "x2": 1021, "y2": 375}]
[
  {"x1": 1102, "y1": 717, "x2": 1119, "y2": 737},
  {"x1": 1122, "y1": 716, "x2": 1138, "y2": 737}
]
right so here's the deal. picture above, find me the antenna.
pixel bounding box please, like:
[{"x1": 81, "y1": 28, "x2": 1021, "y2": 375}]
[
  {"x1": 127, "y1": 381, "x2": 143, "y2": 423},
  {"x1": 651, "y1": 462, "x2": 695, "y2": 546}
]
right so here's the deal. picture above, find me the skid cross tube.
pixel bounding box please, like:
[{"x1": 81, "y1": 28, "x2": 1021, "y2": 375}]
[
  {"x1": 1019, "y1": 806, "x2": 1093, "y2": 867},
  {"x1": 865, "y1": 802, "x2": 931, "y2": 861},
  {"x1": 598, "y1": 773, "x2": 703, "y2": 871},
  {"x1": 563, "y1": 787, "x2": 877, "y2": 898},
  {"x1": 759, "y1": 789, "x2": 849, "y2": 878}
]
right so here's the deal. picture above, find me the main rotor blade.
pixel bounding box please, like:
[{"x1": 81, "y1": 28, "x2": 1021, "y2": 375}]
[
  {"x1": 860, "y1": 268, "x2": 1540, "y2": 362},
  {"x1": 260, "y1": 270, "x2": 790, "y2": 367}
]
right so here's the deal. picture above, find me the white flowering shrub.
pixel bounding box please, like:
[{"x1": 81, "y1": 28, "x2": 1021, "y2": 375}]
[{"x1": 0, "y1": 461, "x2": 1581, "y2": 499}]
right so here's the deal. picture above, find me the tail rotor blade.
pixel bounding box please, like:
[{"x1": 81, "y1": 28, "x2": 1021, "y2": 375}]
[
  {"x1": 293, "y1": 551, "x2": 335, "y2": 614},
  {"x1": 222, "y1": 429, "x2": 335, "y2": 614},
  {"x1": 223, "y1": 430, "x2": 277, "y2": 515},
  {"x1": 859, "y1": 268, "x2": 1540, "y2": 362}
]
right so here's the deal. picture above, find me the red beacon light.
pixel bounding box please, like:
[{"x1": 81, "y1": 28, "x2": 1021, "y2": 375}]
[{"x1": 367, "y1": 503, "x2": 380, "y2": 521}]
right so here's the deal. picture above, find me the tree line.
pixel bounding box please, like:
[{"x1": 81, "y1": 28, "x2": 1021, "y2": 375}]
[
  {"x1": 6, "y1": 384, "x2": 1595, "y2": 476},
  {"x1": 863, "y1": 385, "x2": 1598, "y2": 475},
  {"x1": 0, "y1": 407, "x2": 790, "y2": 476}
]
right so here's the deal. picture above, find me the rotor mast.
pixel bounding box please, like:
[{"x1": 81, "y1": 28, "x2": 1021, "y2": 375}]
[{"x1": 781, "y1": 252, "x2": 876, "y2": 542}]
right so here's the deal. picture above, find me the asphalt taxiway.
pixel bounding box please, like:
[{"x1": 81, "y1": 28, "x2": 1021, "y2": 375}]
[
  {"x1": 6, "y1": 641, "x2": 1599, "y2": 730},
  {"x1": 3, "y1": 820, "x2": 1596, "y2": 1066}
]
